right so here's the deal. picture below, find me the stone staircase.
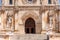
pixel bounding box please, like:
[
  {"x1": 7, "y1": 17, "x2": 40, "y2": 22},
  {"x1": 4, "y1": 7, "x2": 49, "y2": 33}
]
[{"x1": 9, "y1": 34, "x2": 47, "y2": 40}]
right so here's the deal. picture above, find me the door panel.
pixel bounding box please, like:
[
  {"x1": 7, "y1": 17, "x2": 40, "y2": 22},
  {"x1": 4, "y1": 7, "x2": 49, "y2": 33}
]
[{"x1": 25, "y1": 18, "x2": 35, "y2": 34}]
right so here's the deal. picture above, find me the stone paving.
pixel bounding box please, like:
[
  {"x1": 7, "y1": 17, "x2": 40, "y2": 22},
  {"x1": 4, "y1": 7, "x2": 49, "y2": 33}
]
[{"x1": 50, "y1": 37, "x2": 60, "y2": 40}]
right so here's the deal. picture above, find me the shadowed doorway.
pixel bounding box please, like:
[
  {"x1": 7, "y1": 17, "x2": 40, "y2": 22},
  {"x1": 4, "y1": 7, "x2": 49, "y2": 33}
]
[{"x1": 25, "y1": 18, "x2": 36, "y2": 34}]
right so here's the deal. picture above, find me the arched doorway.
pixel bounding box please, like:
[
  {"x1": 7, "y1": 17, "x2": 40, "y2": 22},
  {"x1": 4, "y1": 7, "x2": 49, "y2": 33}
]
[{"x1": 25, "y1": 18, "x2": 36, "y2": 34}]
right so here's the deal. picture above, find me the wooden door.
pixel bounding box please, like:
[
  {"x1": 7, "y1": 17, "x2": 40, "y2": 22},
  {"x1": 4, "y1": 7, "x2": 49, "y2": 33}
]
[{"x1": 25, "y1": 18, "x2": 35, "y2": 34}]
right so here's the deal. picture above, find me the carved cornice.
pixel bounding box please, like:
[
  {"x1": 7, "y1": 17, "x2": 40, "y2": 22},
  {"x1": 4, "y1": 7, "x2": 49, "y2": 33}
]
[
  {"x1": 14, "y1": 9, "x2": 19, "y2": 13},
  {"x1": 0, "y1": 5, "x2": 58, "y2": 11}
]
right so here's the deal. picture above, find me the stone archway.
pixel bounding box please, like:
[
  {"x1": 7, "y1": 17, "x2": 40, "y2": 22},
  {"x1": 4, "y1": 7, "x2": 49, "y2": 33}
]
[
  {"x1": 21, "y1": 11, "x2": 42, "y2": 34},
  {"x1": 25, "y1": 18, "x2": 36, "y2": 34}
]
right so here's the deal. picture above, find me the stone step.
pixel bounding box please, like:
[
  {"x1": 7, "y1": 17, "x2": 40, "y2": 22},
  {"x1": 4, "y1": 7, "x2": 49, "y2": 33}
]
[
  {"x1": 9, "y1": 34, "x2": 47, "y2": 40},
  {"x1": 53, "y1": 33, "x2": 60, "y2": 37}
]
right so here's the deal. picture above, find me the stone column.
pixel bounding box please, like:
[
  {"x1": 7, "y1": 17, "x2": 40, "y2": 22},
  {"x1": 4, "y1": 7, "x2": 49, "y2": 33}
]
[
  {"x1": 15, "y1": 10, "x2": 18, "y2": 31},
  {"x1": 11, "y1": 14, "x2": 15, "y2": 32},
  {"x1": 2, "y1": 10, "x2": 6, "y2": 30},
  {"x1": 0, "y1": 11, "x2": 2, "y2": 31},
  {"x1": 55, "y1": 13, "x2": 58, "y2": 32},
  {"x1": 13, "y1": 10, "x2": 18, "y2": 31},
  {"x1": 59, "y1": 11, "x2": 60, "y2": 32},
  {"x1": 42, "y1": 11, "x2": 49, "y2": 34},
  {"x1": 0, "y1": 10, "x2": 5, "y2": 31},
  {"x1": 45, "y1": 12, "x2": 49, "y2": 34},
  {"x1": 53, "y1": 14, "x2": 56, "y2": 31}
]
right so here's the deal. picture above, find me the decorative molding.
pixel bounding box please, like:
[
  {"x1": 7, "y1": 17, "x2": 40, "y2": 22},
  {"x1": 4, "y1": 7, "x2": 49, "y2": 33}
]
[{"x1": 22, "y1": 0, "x2": 37, "y2": 4}]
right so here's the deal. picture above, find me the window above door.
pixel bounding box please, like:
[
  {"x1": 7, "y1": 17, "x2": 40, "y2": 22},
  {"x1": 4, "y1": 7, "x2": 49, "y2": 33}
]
[
  {"x1": 48, "y1": 0, "x2": 51, "y2": 4},
  {"x1": 9, "y1": 0, "x2": 13, "y2": 4}
]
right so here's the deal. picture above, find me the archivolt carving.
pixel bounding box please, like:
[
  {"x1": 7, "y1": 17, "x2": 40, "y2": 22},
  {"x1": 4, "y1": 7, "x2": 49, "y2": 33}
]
[{"x1": 21, "y1": 11, "x2": 39, "y2": 23}]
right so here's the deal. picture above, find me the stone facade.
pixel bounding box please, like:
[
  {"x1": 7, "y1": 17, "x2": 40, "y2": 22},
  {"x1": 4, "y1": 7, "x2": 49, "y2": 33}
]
[{"x1": 0, "y1": 0, "x2": 60, "y2": 40}]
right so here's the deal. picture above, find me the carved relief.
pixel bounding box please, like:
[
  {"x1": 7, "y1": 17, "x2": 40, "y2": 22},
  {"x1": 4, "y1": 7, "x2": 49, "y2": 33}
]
[
  {"x1": 6, "y1": 13, "x2": 13, "y2": 31},
  {"x1": 6, "y1": 12, "x2": 15, "y2": 32}
]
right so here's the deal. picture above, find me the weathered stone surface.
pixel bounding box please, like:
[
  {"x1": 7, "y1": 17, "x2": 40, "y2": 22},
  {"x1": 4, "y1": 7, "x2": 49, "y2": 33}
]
[{"x1": 9, "y1": 34, "x2": 47, "y2": 40}]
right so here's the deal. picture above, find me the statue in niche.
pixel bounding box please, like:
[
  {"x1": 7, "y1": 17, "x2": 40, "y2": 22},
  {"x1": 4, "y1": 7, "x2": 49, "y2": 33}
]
[
  {"x1": 6, "y1": 14, "x2": 12, "y2": 31},
  {"x1": 6, "y1": 13, "x2": 15, "y2": 32}
]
